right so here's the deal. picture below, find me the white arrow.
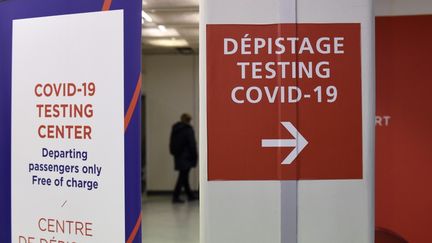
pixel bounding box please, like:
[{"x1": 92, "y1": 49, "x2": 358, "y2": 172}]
[{"x1": 261, "y1": 122, "x2": 308, "y2": 165}]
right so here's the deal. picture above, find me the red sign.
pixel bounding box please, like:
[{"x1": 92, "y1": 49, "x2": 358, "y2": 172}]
[{"x1": 207, "y1": 24, "x2": 362, "y2": 180}]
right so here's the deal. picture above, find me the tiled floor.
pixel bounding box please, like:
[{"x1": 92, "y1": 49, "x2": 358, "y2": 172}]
[{"x1": 141, "y1": 195, "x2": 199, "y2": 243}]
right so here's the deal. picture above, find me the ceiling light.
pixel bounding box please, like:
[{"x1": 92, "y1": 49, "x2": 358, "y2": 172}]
[
  {"x1": 147, "y1": 39, "x2": 189, "y2": 47},
  {"x1": 141, "y1": 10, "x2": 153, "y2": 22},
  {"x1": 142, "y1": 28, "x2": 179, "y2": 37},
  {"x1": 158, "y1": 25, "x2": 167, "y2": 32}
]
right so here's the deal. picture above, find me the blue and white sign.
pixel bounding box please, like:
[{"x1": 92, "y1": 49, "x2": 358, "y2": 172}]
[{"x1": 0, "y1": 1, "x2": 142, "y2": 243}]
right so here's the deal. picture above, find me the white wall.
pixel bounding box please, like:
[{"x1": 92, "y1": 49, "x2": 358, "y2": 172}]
[
  {"x1": 142, "y1": 54, "x2": 199, "y2": 191},
  {"x1": 375, "y1": 0, "x2": 432, "y2": 16}
]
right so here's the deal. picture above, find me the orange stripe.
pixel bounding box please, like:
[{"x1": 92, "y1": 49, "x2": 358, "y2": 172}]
[
  {"x1": 125, "y1": 74, "x2": 142, "y2": 131},
  {"x1": 102, "y1": 0, "x2": 112, "y2": 11},
  {"x1": 127, "y1": 212, "x2": 142, "y2": 243}
]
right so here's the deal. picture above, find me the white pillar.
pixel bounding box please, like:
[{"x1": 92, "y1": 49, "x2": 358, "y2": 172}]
[
  {"x1": 200, "y1": 0, "x2": 375, "y2": 242},
  {"x1": 296, "y1": 1, "x2": 374, "y2": 243}
]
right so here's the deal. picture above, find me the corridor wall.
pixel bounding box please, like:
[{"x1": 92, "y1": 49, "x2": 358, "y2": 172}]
[{"x1": 142, "y1": 54, "x2": 199, "y2": 192}]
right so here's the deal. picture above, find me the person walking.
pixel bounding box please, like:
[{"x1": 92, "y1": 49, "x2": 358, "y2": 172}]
[{"x1": 169, "y1": 113, "x2": 198, "y2": 203}]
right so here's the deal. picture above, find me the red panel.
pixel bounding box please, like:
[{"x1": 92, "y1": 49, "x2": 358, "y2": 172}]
[{"x1": 376, "y1": 15, "x2": 432, "y2": 243}]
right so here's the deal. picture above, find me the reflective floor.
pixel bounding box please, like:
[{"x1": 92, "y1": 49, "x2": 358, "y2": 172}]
[{"x1": 141, "y1": 195, "x2": 199, "y2": 243}]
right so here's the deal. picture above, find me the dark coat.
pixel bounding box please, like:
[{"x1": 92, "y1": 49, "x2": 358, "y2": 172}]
[{"x1": 169, "y1": 122, "x2": 198, "y2": 171}]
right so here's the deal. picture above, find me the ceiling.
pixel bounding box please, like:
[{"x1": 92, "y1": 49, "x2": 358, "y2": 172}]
[{"x1": 141, "y1": 0, "x2": 199, "y2": 54}]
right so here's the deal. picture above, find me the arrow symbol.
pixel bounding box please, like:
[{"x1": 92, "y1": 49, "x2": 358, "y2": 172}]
[{"x1": 261, "y1": 122, "x2": 308, "y2": 165}]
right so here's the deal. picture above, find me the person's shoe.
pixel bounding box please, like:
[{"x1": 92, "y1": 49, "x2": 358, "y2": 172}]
[
  {"x1": 188, "y1": 194, "x2": 199, "y2": 201},
  {"x1": 172, "y1": 198, "x2": 185, "y2": 204}
]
